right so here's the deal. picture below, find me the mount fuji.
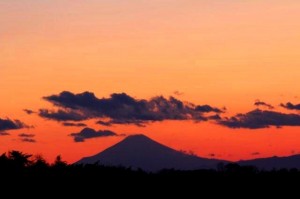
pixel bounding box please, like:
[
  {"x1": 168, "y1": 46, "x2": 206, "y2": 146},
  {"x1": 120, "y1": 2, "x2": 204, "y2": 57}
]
[{"x1": 76, "y1": 134, "x2": 228, "y2": 171}]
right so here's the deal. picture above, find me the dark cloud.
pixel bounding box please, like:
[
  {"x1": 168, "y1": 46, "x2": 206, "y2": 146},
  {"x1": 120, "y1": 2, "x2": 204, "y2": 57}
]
[
  {"x1": 21, "y1": 138, "x2": 36, "y2": 143},
  {"x1": 252, "y1": 152, "x2": 260, "y2": 156},
  {"x1": 62, "y1": 122, "x2": 87, "y2": 127},
  {"x1": 18, "y1": 133, "x2": 35, "y2": 138},
  {"x1": 18, "y1": 133, "x2": 36, "y2": 142},
  {"x1": 280, "y1": 102, "x2": 300, "y2": 110},
  {"x1": 96, "y1": 119, "x2": 146, "y2": 127},
  {"x1": 70, "y1": 128, "x2": 118, "y2": 142},
  {"x1": 0, "y1": 118, "x2": 28, "y2": 131},
  {"x1": 96, "y1": 120, "x2": 112, "y2": 127},
  {"x1": 39, "y1": 109, "x2": 88, "y2": 121},
  {"x1": 218, "y1": 109, "x2": 300, "y2": 129},
  {"x1": 0, "y1": 132, "x2": 10, "y2": 136},
  {"x1": 40, "y1": 91, "x2": 223, "y2": 125},
  {"x1": 23, "y1": 109, "x2": 36, "y2": 115},
  {"x1": 254, "y1": 100, "x2": 274, "y2": 109},
  {"x1": 207, "y1": 114, "x2": 222, "y2": 120},
  {"x1": 195, "y1": 105, "x2": 223, "y2": 113}
]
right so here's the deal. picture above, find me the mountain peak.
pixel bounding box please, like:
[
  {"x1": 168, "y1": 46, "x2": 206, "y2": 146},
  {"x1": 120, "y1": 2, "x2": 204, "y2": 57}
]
[
  {"x1": 114, "y1": 134, "x2": 168, "y2": 151},
  {"x1": 125, "y1": 134, "x2": 151, "y2": 140}
]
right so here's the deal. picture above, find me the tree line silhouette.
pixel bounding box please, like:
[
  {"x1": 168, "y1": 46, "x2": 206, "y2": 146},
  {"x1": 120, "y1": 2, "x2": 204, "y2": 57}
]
[{"x1": 1, "y1": 150, "x2": 299, "y2": 194}]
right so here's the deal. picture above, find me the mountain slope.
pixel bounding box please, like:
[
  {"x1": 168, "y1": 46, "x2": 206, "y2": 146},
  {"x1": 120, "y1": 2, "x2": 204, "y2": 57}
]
[
  {"x1": 76, "y1": 134, "x2": 227, "y2": 171},
  {"x1": 239, "y1": 155, "x2": 300, "y2": 170}
]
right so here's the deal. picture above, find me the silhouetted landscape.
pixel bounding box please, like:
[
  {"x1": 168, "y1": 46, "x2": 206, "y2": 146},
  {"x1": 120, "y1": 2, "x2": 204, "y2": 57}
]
[
  {"x1": 4, "y1": 135, "x2": 300, "y2": 180},
  {"x1": 2, "y1": 135, "x2": 300, "y2": 194},
  {"x1": 1, "y1": 150, "x2": 300, "y2": 195},
  {"x1": 78, "y1": 134, "x2": 300, "y2": 171},
  {"x1": 3, "y1": 1, "x2": 300, "y2": 196}
]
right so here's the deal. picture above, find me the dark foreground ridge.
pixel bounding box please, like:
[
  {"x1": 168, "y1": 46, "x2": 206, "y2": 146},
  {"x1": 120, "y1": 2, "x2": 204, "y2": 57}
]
[{"x1": 0, "y1": 150, "x2": 299, "y2": 196}]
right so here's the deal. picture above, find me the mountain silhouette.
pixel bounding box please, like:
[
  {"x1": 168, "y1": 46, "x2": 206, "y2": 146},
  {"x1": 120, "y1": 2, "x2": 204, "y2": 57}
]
[
  {"x1": 76, "y1": 134, "x2": 227, "y2": 171},
  {"x1": 239, "y1": 154, "x2": 300, "y2": 170}
]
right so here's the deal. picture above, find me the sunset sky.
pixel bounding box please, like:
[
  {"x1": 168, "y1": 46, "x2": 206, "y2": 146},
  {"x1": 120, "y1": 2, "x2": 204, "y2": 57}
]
[{"x1": 1, "y1": 0, "x2": 300, "y2": 163}]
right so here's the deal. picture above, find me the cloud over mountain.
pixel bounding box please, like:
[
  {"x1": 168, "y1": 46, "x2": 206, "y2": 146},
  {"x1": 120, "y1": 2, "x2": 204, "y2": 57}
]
[
  {"x1": 39, "y1": 91, "x2": 223, "y2": 126},
  {"x1": 194, "y1": 105, "x2": 223, "y2": 113},
  {"x1": 39, "y1": 109, "x2": 88, "y2": 121},
  {"x1": 70, "y1": 127, "x2": 118, "y2": 142},
  {"x1": 96, "y1": 119, "x2": 146, "y2": 127},
  {"x1": 218, "y1": 109, "x2": 300, "y2": 129},
  {"x1": 62, "y1": 122, "x2": 87, "y2": 127}
]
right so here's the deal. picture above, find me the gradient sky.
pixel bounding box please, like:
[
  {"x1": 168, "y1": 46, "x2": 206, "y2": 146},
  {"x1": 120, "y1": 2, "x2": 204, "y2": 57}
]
[{"x1": 1, "y1": 0, "x2": 300, "y2": 163}]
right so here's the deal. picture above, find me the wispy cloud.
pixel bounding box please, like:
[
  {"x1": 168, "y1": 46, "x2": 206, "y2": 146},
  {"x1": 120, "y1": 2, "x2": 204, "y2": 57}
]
[
  {"x1": 18, "y1": 133, "x2": 35, "y2": 138},
  {"x1": 280, "y1": 102, "x2": 300, "y2": 110},
  {"x1": 18, "y1": 133, "x2": 36, "y2": 142},
  {"x1": 62, "y1": 122, "x2": 87, "y2": 127},
  {"x1": 21, "y1": 138, "x2": 36, "y2": 143},
  {"x1": 23, "y1": 109, "x2": 36, "y2": 115},
  {"x1": 0, "y1": 132, "x2": 10, "y2": 136},
  {"x1": 254, "y1": 100, "x2": 274, "y2": 109}
]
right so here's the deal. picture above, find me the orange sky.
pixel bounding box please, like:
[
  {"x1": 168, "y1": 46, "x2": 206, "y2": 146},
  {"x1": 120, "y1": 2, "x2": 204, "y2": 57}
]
[{"x1": 1, "y1": 0, "x2": 300, "y2": 163}]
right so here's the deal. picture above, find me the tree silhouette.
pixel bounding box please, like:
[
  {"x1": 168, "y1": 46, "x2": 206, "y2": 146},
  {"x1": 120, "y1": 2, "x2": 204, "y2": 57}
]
[
  {"x1": 0, "y1": 153, "x2": 9, "y2": 170},
  {"x1": 53, "y1": 155, "x2": 67, "y2": 168},
  {"x1": 8, "y1": 150, "x2": 32, "y2": 168},
  {"x1": 31, "y1": 154, "x2": 49, "y2": 169},
  {"x1": 0, "y1": 148, "x2": 300, "y2": 191}
]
